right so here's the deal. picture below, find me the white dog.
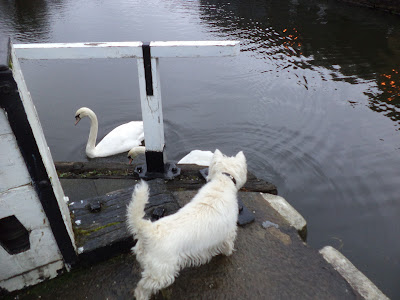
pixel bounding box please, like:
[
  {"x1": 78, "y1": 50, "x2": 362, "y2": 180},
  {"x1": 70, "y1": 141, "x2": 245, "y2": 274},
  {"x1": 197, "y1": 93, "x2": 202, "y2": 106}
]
[{"x1": 126, "y1": 149, "x2": 247, "y2": 300}]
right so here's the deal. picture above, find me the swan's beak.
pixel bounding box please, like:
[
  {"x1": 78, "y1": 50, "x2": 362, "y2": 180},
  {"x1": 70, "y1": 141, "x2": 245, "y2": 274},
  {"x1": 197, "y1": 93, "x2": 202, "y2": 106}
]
[
  {"x1": 74, "y1": 116, "x2": 81, "y2": 125},
  {"x1": 128, "y1": 157, "x2": 133, "y2": 164}
]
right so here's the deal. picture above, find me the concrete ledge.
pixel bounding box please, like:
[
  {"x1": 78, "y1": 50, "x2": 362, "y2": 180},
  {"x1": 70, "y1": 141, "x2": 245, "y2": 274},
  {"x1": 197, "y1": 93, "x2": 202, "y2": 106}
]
[
  {"x1": 319, "y1": 246, "x2": 389, "y2": 300},
  {"x1": 260, "y1": 193, "x2": 307, "y2": 241}
]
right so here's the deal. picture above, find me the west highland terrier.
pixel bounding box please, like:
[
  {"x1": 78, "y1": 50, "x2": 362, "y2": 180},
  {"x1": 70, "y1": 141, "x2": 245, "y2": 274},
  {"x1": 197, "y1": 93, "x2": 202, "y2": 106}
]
[{"x1": 126, "y1": 149, "x2": 247, "y2": 300}]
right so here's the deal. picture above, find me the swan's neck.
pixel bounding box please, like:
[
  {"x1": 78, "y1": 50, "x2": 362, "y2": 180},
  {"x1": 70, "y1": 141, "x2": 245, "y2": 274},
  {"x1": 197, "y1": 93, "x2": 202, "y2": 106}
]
[{"x1": 86, "y1": 111, "x2": 99, "y2": 156}]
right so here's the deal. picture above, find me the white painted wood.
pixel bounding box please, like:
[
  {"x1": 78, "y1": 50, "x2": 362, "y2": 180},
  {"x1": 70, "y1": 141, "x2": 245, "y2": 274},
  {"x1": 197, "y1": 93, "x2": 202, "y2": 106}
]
[
  {"x1": 0, "y1": 132, "x2": 31, "y2": 193},
  {"x1": 0, "y1": 109, "x2": 12, "y2": 135},
  {"x1": 14, "y1": 42, "x2": 143, "y2": 60},
  {"x1": 137, "y1": 57, "x2": 165, "y2": 152},
  {"x1": 10, "y1": 45, "x2": 75, "y2": 246},
  {"x1": 0, "y1": 185, "x2": 63, "y2": 282},
  {"x1": 150, "y1": 41, "x2": 240, "y2": 57},
  {"x1": 13, "y1": 40, "x2": 240, "y2": 156},
  {"x1": 14, "y1": 41, "x2": 239, "y2": 59},
  {"x1": 0, "y1": 259, "x2": 64, "y2": 292}
]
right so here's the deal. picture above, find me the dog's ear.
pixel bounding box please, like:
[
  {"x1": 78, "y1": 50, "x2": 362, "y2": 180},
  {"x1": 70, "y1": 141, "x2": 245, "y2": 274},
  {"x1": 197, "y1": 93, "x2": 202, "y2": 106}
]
[
  {"x1": 213, "y1": 149, "x2": 223, "y2": 158},
  {"x1": 236, "y1": 151, "x2": 246, "y2": 163},
  {"x1": 207, "y1": 149, "x2": 222, "y2": 181}
]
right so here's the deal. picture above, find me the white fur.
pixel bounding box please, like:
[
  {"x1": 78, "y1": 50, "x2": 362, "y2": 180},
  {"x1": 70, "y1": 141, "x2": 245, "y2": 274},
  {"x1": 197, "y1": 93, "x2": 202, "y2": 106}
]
[{"x1": 126, "y1": 149, "x2": 247, "y2": 300}]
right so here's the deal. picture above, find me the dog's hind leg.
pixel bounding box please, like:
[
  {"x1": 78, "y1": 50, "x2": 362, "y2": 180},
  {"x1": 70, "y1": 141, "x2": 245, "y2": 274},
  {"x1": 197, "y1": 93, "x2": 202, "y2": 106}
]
[
  {"x1": 220, "y1": 230, "x2": 237, "y2": 256},
  {"x1": 135, "y1": 266, "x2": 177, "y2": 300},
  {"x1": 134, "y1": 281, "x2": 152, "y2": 300}
]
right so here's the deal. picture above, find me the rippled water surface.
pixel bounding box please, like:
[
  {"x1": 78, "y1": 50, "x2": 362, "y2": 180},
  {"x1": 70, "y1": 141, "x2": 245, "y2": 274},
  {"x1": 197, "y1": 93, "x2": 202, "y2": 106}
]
[{"x1": 1, "y1": 0, "x2": 399, "y2": 297}]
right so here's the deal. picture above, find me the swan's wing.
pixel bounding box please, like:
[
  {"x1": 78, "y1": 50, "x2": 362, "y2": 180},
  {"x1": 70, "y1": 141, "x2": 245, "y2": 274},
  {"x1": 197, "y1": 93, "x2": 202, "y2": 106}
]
[
  {"x1": 178, "y1": 150, "x2": 213, "y2": 166},
  {"x1": 95, "y1": 121, "x2": 144, "y2": 156}
]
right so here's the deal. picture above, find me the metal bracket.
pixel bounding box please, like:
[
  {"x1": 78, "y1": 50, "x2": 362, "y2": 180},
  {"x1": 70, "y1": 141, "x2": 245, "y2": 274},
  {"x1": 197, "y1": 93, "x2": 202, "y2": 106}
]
[
  {"x1": 134, "y1": 162, "x2": 181, "y2": 180},
  {"x1": 142, "y1": 42, "x2": 153, "y2": 96},
  {"x1": 200, "y1": 168, "x2": 255, "y2": 226}
]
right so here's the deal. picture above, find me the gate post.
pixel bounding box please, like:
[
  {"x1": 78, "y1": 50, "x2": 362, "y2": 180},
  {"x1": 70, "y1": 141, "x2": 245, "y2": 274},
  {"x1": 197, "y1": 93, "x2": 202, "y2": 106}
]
[
  {"x1": 0, "y1": 37, "x2": 76, "y2": 293},
  {"x1": 136, "y1": 42, "x2": 180, "y2": 179}
]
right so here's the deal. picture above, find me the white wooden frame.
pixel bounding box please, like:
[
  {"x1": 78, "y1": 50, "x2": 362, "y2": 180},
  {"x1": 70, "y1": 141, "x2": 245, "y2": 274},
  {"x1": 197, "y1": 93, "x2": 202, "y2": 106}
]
[{"x1": 13, "y1": 41, "x2": 240, "y2": 155}]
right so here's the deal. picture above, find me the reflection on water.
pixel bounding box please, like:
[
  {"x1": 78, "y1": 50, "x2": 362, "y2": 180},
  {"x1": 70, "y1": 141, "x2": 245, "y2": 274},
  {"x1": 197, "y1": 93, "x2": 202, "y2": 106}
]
[
  {"x1": 368, "y1": 68, "x2": 400, "y2": 123},
  {"x1": 0, "y1": 0, "x2": 52, "y2": 41},
  {"x1": 200, "y1": 0, "x2": 400, "y2": 126},
  {"x1": 0, "y1": 0, "x2": 399, "y2": 298}
]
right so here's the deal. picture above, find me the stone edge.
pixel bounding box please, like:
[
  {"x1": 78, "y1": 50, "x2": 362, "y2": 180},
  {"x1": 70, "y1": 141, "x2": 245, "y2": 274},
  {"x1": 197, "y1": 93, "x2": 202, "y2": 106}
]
[
  {"x1": 319, "y1": 246, "x2": 389, "y2": 300},
  {"x1": 260, "y1": 192, "x2": 307, "y2": 240}
]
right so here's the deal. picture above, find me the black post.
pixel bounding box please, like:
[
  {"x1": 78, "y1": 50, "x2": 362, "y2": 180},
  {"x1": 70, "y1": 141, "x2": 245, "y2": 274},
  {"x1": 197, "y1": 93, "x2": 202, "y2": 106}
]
[{"x1": 0, "y1": 37, "x2": 77, "y2": 266}]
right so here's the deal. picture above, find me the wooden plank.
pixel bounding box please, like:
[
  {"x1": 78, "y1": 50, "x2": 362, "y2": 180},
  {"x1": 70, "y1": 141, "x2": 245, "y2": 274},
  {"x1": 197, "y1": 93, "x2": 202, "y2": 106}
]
[
  {"x1": 137, "y1": 57, "x2": 165, "y2": 152},
  {"x1": 10, "y1": 44, "x2": 75, "y2": 245},
  {"x1": 70, "y1": 179, "x2": 180, "y2": 263},
  {"x1": 0, "y1": 260, "x2": 64, "y2": 292},
  {"x1": 55, "y1": 161, "x2": 278, "y2": 194},
  {"x1": 13, "y1": 42, "x2": 143, "y2": 60},
  {"x1": 13, "y1": 41, "x2": 239, "y2": 60},
  {"x1": 0, "y1": 132, "x2": 31, "y2": 193},
  {"x1": 0, "y1": 185, "x2": 63, "y2": 281},
  {"x1": 150, "y1": 40, "x2": 240, "y2": 57}
]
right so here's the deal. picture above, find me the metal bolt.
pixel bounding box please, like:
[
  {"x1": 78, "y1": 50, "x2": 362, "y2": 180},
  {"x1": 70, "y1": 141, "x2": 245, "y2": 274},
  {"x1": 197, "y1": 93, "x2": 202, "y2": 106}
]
[{"x1": 88, "y1": 201, "x2": 102, "y2": 213}]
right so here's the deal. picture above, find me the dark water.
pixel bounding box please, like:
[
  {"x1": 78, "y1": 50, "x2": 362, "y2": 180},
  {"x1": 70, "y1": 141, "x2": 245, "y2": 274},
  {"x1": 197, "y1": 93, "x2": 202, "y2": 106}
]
[{"x1": 1, "y1": 0, "x2": 399, "y2": 297}]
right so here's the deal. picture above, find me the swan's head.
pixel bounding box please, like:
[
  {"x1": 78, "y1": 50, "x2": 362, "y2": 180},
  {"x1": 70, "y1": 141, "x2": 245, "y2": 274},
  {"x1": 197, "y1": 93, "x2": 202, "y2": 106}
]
[
  {"x1": 74, "y1": 107, "x2": 92, "y2": 125},
  {"x1": 127, "y1": 146, "x2": 146, "y2": 164}
]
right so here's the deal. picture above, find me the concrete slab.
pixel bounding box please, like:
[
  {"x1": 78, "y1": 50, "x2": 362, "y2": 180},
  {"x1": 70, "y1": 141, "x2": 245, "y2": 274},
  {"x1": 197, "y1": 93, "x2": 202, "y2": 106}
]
[
  {"x1": 5, "y1": 189, "x2": 359, "y2": 300},
  {"x1": 4, "y1": 165, "x2": 384, "y2": 300}
]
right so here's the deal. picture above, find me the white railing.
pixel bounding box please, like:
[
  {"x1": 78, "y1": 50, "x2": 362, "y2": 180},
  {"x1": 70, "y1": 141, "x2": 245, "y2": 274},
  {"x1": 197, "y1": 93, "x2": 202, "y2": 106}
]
[{"x1": 12, "y1": 40, "x2": 240, "y2": 174}]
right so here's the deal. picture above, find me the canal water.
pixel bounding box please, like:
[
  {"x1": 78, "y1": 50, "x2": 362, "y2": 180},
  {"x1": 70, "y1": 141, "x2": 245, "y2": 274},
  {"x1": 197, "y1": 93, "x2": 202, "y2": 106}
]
[{"x1": 1, "y1": 0, "x2": 399, "y2": 297}]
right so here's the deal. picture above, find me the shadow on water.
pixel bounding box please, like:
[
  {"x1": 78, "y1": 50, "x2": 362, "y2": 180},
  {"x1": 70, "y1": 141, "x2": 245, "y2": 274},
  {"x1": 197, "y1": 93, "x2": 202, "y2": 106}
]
[{"x1": 199, "y1": 0, "x2": 400, "y2": 126}]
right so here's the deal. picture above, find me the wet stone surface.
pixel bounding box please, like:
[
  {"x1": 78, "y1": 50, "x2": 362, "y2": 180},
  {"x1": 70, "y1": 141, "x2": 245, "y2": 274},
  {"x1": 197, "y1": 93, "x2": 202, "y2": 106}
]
[{"x1": 9, "y1": 189, "x2": 360, "y2": 299}]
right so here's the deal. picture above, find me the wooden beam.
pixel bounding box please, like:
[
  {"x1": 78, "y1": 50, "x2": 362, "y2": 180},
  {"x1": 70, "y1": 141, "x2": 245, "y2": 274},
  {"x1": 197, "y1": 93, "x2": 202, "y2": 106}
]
[
  {"x1": 13, "y1": 42, "x2": 143, "y2": 59},
  {"x1": 13, "y1": 41, "x2": 239, "y2": 60}
]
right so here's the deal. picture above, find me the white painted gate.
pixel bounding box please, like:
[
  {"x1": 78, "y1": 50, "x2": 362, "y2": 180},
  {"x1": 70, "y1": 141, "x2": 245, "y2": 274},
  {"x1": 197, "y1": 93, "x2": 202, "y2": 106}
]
[{"x1": 0, "y1": 39, "x2": 239, "y2": 292}]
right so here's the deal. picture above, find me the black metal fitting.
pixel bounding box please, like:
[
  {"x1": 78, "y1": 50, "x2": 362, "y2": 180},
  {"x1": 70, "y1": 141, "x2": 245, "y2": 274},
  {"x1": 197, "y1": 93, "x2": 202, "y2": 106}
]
[
  {"x1": 134, "y1": 162, "x2": 181, "y2": 180},
  {"x1": 88, "y1": 201, "x2": 102, "y2": 213},
  {"x1": 151, "y1": 207, "x2": 165, "y2": 221}
]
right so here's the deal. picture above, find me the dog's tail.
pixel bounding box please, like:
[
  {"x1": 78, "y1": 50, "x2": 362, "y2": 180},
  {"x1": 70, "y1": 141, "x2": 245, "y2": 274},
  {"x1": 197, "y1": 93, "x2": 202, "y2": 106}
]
[{"x1": 126, "y1": 180, "x2": 151, "y2": 236}]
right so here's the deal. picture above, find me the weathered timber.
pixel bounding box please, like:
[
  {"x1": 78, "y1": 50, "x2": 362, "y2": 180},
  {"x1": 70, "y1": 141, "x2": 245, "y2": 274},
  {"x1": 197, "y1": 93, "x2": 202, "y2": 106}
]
[
  {"x1": 70, "y1": 179, "x2": 180, "y2": 265},
  {"x1": 60, "y1": 161, "x2": 277, "y2": 265},
  {"x1": 55, "y1": 161, "x2": 278, "y2": 194}
]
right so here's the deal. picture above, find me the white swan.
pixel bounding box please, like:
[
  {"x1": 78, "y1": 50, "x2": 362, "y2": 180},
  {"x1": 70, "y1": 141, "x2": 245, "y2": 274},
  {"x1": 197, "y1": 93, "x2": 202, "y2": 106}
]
[
  {"x1": 127, "y1": 146, "x2": 146, "y2": 164},
  {"x1": 177, "y1": 150, "x2": 213, "y2": 166},
  {"x1": 74, "y1": 107, "x2": 144, "y2": 158}
]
